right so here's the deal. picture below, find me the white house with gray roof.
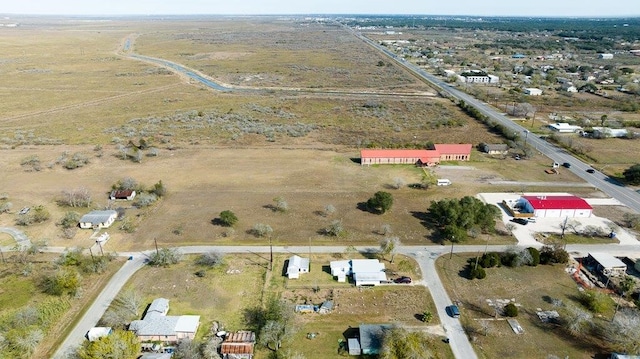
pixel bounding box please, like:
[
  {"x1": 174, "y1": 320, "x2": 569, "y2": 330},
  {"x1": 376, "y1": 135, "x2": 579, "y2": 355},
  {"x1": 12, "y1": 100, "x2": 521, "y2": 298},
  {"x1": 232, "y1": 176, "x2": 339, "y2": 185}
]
[
  {"x1": 129, "y1": 298, "x2": 200, "y2": 343},
  {"x1": 79, "y1": 210, "x2": 118, "y2": 229}
]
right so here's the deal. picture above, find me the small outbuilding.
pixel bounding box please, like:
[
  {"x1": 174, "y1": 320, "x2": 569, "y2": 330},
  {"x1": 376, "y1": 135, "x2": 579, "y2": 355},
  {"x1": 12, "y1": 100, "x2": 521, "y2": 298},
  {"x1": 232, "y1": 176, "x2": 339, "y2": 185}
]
[
  {"x1": 524, "y1": 88, "x2": 543, "y2": 96},
  {"x1": 79, "y1": 210, "x2": 118, "y2": 229},
  {"x1": 481, "y1": 143, "x2": 509, "y2": 155},
  {"x1": 329, "y1": 259, "x2": 386, "y2": 286},
  {"x1": 109, "y1": 189, "x2": 136, "y2": 201},
  {"x1": 220, "y1": 331, "x2": 256, "y2": 359},
  {"x1": 348, "y1": 338, "x2": 361, "y2": 356},
  {"x1": 286, "y1": 255, "x2": 310, "y2": 279},
  {"x1": 588, "y1": 253, "x2": 627, "y2": 277}
]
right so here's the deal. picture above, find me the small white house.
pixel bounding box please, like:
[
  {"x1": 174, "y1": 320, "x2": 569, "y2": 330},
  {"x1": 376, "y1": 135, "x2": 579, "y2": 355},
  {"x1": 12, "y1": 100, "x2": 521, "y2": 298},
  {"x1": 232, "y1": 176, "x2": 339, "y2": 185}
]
[
  {"x1": 286, "y1": 255, "x2": 309, "y2": 279},
  {"x1": 330, "y1": 259, "x2": 386, "y2": 286},
  {"x1": 524, "y1": 88, "x2": 543, "y2": 96},
  {"x1": 79, "y1": 210, "x2": 118, "y2": 229},
  {"x1": 548, "y1": 123, "x2": 583, "y2": 133},
  {"x1": 598, "y1": 53, "x2": 614, "y2": 59},
  {"x1": 588, "y1": 253, "x2": 627, "y2": 277},
  {"x1": 592, "y1": 127, "x2": 628, "y2": 138}
]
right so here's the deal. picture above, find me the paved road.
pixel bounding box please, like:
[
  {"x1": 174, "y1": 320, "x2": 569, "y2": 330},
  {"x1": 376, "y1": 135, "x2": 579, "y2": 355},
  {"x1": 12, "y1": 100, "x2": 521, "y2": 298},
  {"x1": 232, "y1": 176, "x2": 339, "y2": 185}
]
[
  {"x1": 52, "y1": 255, "x2": 148, "y2": 359},
  {"x1": 346, "y1": 25, "x2": 640, "y2": 214},
  {"x1": 0, "y1": 226, "x2": 31, "y2": 247}
]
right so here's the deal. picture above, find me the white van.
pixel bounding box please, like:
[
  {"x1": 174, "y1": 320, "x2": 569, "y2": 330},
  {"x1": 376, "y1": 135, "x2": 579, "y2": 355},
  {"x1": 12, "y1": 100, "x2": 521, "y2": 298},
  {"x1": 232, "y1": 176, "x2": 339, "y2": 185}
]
[{"x1": 437, "y1": 179, "x2": 452, "y2": 186}]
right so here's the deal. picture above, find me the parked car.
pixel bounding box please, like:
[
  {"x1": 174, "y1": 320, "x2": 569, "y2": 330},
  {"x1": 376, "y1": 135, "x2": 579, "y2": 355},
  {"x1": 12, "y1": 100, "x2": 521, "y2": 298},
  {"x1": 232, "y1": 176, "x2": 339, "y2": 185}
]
[
  {"x1": 527, "y1": 217, "x2": 536, "y2": 223},
  {"x1": 562, "y1": 162, "x2": 571, "y2": 168},
  {"x1": 447, "y1": 305, "x2": 460, "y2": 318},
  {"x1": 394, "y1": 276, "x2": 412, "y2": 284},
  {"x1": 511, "y1": 218, "x2": 528, "y2": 225},
  {"x1": 586, "y1": 168, "x2": 596, "y2": 173},
  {"x1": 18, "y1": 207, "x2": 30, "y2": 215}
]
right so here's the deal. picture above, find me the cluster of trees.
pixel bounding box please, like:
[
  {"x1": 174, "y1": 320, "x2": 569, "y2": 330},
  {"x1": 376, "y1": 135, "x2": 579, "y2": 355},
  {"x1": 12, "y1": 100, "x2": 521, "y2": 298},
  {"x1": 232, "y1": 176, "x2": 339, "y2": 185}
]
[
  {"x1": 457, "y1": 100, "x2": 519, "y2": 143},
  {"x1": 467, "y1": 246, "x2": 568, "y2": 280},
  {"x1": 147, "y1": 247, "x2": 182, "y2": 267},
  {"x1": 427, "y1": 196, "x2": 500, "y2": 242},
  {"x1": 111, "y1": 177, "x2": 166, "y2": 209},
  {"x1": 0, "y1": 297, "x2": 71, "y2": 358},
  {"x1": 244, "y1": 298, "x2": 294, "y2": 354},
  {"x1": 75, "y1": 329, "x2": 140, "y2": 359}
]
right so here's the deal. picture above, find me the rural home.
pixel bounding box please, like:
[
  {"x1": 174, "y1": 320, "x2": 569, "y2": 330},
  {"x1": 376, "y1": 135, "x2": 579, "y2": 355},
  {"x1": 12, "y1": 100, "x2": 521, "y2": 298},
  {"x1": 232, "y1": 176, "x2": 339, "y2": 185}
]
[
  {"x1": 587, "y1": 253, "x2": 627, "y2": 277},
  {"x1": 524, "y1": 88, "x2": 543, "y2": 96},
  {"x1": 86, "y1": 327, "x2": 112, "y2": 342},
  {"x1": 599, "y1": 53, "x2": 614, "y2": 59},
  {"x1": 140, "y1": 354, "x2": 172, "y2": 359},
  {"x1": 457, "y1": 71, "x2": 499, "y2": 84},
  {"x1": 480, "y1": 143, "x2": 508, "y2": 155},
  {"x1": 109, "y1": 189, "x2": 136, "y2": 200},
  {"x1": 286, "y1": 255, "x2": 310, "y2": 279},
  {"x1": 220, "y1": 331, "x2": 256, "y2": 359},
  {"x1": 78, "y1": 210, "x2": 118, "y2": 229},
  {"x1": 330, "y1": 259, "x2": 387, "y2": 286},
  {"x1": 129, "y1": 298, "x2": 200, "y2": 343},
  {"x1": 360, "y1": 143, "x2": 472, "y2": 166},
  {"x1": 547, "y1": 123, "x2": 583, "y2": 133},
  {"x1": 348, "y1": 324, "x2": 393, "y2": 356},
  {"x1": 515, "y1": 195, "x2": 593, "y2": 218}
]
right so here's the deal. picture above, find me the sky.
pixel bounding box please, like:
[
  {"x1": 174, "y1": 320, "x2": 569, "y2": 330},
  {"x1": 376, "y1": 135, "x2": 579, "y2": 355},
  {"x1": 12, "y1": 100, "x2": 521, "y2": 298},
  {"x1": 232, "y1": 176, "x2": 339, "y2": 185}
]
[{"x1": 1, "y1": 0, "x2": 638, "y2": 17}]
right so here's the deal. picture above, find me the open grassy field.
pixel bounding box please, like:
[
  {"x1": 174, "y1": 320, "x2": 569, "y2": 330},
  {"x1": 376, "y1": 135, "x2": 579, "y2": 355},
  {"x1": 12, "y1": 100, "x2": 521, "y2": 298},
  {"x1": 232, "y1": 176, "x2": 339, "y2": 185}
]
[
  {"x1": 436, "y1": 254, "x2": 613, "y2": 359},
  {"x1": 118, "y1": 253, "x2": 454, "y2": 358}
]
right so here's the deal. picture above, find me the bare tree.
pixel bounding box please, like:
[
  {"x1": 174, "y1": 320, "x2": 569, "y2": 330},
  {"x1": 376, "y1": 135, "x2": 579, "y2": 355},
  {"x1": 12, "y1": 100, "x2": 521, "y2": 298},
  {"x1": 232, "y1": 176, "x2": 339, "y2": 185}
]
[
  {"x1": 379, "y1": 224, "x2": 392, "y2": 236},
  {"x1": 324, "y1": 220, "x2": 344, "y2": 237},
  {"x1": 252, "y1": 223, "x2": 273, "y2": 238},
  {"x1": 273, "y1": 197, "x2": 288, "y2": 212},
  {"x1": 114, "y1": 289, "x2": 143, "y2": 317},
  {"x1": 195, "y1": 251, "x2": 225, "y2": 267},
  {"x1": 13, "y1": 328, "x2": 43, "y2": 356},
  {"x1": 380, "y1": 237, "x2": 400, "y2": 263},
  {"x1": 59, "y1": 188, "x2": 92, "y2": 208},
  {"x1": 603, "y1": 308, "x2": 640, "y2": 354},
  {"x1": 564, "y1": 303, "x2": 592, "y2": 336},
  {"x1": 392, "y1": 177, "x2": 405, "y2": 189},
  {"x1": 324, "y1": 204, "x2": 336, "y2": 217}
]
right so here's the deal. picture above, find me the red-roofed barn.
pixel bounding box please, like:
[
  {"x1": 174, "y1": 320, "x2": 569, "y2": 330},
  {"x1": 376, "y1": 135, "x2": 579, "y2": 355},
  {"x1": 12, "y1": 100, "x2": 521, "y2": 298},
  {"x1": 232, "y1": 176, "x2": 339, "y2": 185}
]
[
  {"x1": 434, "y1": 144, "x2": 473, "y2": 161},
  {"x1": 517, "y1": 195, "x2": 592, "y2": 218}
]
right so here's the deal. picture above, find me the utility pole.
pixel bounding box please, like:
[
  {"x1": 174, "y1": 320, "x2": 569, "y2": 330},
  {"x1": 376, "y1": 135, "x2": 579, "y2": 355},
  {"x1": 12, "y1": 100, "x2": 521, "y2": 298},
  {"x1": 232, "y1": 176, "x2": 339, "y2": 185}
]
[
  {"x1": 98, "y1": 241, "x2": 104, "y2": 256},
  {"x1": 154, "y1": 237, "x2": 159, "y2": 256},
  {"x1": 269, "y1": 236, "x2": 273, "y2": 271},
  {"x1": 449, "y1": 236, "x2": 455, "y2": 259},
  {"x1": 0, "y1": 247, "x2": 4, "y2": 263}
]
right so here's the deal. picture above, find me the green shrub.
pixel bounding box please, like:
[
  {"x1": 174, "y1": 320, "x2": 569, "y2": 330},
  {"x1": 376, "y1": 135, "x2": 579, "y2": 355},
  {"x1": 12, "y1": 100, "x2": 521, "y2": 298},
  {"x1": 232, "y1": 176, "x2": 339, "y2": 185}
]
[
  {"x1": 527, "y1": 247, "x2": 540, "y2": 266},
  {"x1": 504, "y1": 303, "x2": 518, "y2": 317}
]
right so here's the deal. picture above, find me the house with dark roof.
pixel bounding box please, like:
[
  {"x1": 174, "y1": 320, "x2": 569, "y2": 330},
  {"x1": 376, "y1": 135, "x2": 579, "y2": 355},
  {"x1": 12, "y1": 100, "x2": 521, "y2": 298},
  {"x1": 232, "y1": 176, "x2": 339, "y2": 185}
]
[
  {"x1": 516, "y1": 195, "x2": 592, "y2": 218},
  {"x1": 355, "y1": 324, "x2": 393, "y2": 355},
  {"x1": 129, "y1": 298, "x2": 200, "y2": 343},
  {"x1": 481, "y1": 143, "x2": 509, "y2": 155},
  {"x1": 220, "y1": 331, "x2": 256, "y2": 359},
  {"x1": 79, "y1": 210, "x2": 118, "y2": 229},
  {"x1": 109, "y1": 189, "x2": 136, "y2": 201}
]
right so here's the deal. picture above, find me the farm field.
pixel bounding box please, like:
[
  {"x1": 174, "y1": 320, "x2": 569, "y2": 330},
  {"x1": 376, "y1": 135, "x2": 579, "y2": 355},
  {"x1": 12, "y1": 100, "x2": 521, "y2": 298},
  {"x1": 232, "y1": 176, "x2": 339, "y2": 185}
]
[
  {"x1": 436, "y1": 254, "x2": 613, "y2": 359},
  {"x1": 114, "y1": 253, "x2": 454, "y2": 358}
]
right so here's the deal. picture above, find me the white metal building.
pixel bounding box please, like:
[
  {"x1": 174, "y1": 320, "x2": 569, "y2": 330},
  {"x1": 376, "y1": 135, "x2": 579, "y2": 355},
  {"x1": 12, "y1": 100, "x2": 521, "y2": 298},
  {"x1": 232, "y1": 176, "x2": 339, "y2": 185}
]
[{"x1": 517, "y1": 195, "x2": 593, "y2": 218}]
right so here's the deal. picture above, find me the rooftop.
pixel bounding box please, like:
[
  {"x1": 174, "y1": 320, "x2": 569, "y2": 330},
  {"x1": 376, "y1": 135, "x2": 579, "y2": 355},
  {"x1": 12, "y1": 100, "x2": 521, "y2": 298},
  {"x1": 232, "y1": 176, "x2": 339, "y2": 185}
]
[{"x1": 522, "y1": 195, "x2": 592, "y2": 210}]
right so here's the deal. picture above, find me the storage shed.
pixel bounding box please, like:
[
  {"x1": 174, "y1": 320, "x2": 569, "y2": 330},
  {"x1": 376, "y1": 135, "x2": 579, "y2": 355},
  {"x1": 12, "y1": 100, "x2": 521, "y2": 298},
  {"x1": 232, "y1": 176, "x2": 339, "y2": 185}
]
[{"x1": 588, "y1": 253, "x2": 627, "y2": 277}]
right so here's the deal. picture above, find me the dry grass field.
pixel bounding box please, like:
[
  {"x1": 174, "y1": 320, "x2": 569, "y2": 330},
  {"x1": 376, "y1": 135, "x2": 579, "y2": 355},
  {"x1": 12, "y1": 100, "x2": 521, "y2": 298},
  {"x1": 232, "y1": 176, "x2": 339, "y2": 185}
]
[{"x1": 436, "y1": 254, "x2": 612, "y2": 359}]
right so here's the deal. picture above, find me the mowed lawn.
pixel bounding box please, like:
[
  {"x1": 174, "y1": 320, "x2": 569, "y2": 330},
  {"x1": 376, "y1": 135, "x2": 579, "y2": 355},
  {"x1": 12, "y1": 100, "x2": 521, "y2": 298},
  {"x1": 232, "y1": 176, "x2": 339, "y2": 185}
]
[
  {"x1": 436, "y1": 254, "x2": 609, "y2": 359},
  {"x1": 121, "y1": 253, "x2": 453, "y2": 358}
]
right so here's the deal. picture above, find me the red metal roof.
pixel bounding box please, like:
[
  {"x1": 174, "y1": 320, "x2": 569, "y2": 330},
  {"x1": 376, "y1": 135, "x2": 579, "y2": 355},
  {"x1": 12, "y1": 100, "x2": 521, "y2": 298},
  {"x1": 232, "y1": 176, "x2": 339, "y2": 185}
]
[
  {"x1": 434, "y1": 143, "x2": 473, "y2": 155},
  {"x1": 522, "y1": 195, "x2": 593, "y2": 210},
  {"x1": 360, "y1": 149, "x2": 436, "y2": 158},
  {"x1": 361, "y1": 144, "x2": 472, "y2": 159}
]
